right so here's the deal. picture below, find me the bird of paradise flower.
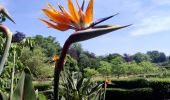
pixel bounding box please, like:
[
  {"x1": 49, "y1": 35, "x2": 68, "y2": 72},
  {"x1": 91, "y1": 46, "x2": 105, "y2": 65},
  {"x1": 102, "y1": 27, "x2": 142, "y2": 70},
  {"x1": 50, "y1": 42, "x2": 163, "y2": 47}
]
[{"x1": 40, "y1": 0, "x2": 130, "y2": 99}]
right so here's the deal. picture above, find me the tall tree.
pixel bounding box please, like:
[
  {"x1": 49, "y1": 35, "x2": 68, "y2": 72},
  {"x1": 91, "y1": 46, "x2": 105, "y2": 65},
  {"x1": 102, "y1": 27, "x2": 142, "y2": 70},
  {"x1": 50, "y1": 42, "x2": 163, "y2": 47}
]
[
  {"x1": 123, "y1": 53, "x2": 132, "y2": 62},
  {"x1": 69, "y1": 43, "x2": 83, "y2": 60},
  {"x1": 105, "y1": 53, "x2": 123, "y2": 62},
  {"x1": 147, "y1": 51, "x2": 166, "y2": 63},
  {"x1": 132, "y1": 52, "x2": 149, "y2": 63},
  {"x1": 110, "y1": 56, "x2": 126, "y2": 78},
  {"x1": 65, "y1": 54, "x2": 79, "y2": 72},
  {"x1": 98, "y1": 61, "x2": 112, "y2": 77},
  {"x1": 34, "y1": 35, "x2": 61, "y2": 57}
]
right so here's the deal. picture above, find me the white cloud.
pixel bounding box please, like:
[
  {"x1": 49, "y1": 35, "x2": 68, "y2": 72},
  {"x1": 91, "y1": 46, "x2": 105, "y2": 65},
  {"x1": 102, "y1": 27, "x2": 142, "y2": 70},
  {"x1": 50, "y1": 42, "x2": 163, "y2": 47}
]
[
  {"x1": 152, "y1": 0, "x2": 170, "y2": 5},
  {"x1": 130, "y1": 16, "x2": 170, "y2": 36}
]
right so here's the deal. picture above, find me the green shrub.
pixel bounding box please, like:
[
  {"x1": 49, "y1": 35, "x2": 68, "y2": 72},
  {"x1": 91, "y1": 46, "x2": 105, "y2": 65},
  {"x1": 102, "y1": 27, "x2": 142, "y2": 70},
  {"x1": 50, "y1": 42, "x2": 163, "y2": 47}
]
[
  {"x1": 33, "y1": 81, "x2": 52, "y2": 91},
  {"x1": 84, "y1": 67, "x2": 99, "y2": 77},
  {"x1": 110, "y1": 78, "x2": 149, "y2": 89},
  {"x1": 20, "y1": 47, "x2": 53, "y2": 79},
  {"x1": 105, "y1": 88, "x2": 153, "y2": 100},
  {"x1": 38, "y1": 92, "x2": 47, "y2": 100},
  {"x1": 97, "y1": 78, "x2": 149, "y2": 89},
  {"x1": 97, "y1": 78, "x2": 170, "y2": 99},
  {"x1": 148, "y1": 79, "x2": 170, "y2": 99}
]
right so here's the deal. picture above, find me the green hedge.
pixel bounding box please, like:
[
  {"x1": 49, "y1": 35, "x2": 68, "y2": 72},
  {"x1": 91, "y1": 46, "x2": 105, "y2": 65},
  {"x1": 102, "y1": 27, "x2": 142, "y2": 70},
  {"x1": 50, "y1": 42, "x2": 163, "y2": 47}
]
[
  {"x1": 98, "y1": 78, "x2": 149, "y2": 89},
  {"x1": 108, "y1": 78, "x2": 149, "y2": 89},
  {"x1": 149, "y1": 80, "x2": 170, "y2": 99},
  {"x1": 33, "y1": 81, "x2": 52, "y2": 91},
  {"x1": 98, "y1": 78, "x2": 170, "y2": 99},
  {"x1": 105, "y1": 88, "x2": 153, "y2": 100},
  {"x1": 32, "y1": 78, "x2": 170, "y2": 99}
]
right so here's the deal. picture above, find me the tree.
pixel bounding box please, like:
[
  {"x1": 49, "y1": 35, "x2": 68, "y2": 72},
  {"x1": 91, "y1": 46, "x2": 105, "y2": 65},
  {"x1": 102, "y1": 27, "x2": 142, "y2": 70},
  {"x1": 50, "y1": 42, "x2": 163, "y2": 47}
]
[
  {"x1": 19, "y1": 47, "x2": 53, "y2": 79},
  {"x1": 110, "y1": 55, "x2": 125, "y2": 65},
  {"x1": 132, "y1": 52, "x2": 149, "y2": 63},
  {"x1": 105, "y1": 53, "x2": 123, "y2": 62},
  {"x1": 68, "y1": 43, "x2": 83, "y2": 60},
  {"x1": 125, "y1": 61, "x2": 143, "y2": 75},
  {"x1": 147, "y1": 51, "x2": 166, "y2": 63},
  {"x1": 84, "y1": 67, "x2": 99, "y2": 77},
  {"x1": 110, "y1": 56, "x2": 126, "y2": 78},
  {"x1": 123, "y1": 53, "x2": 132, "y2": 62},
  {"x1": 84, "y1": 51, "x2": 96, "y2": 58},
  {"x1": 34, "y1": 35, "x2": 61, "y2": 57},
  {"x1": 138, "y1": 61, "x2": 159, "y2": 74},
  {"x1": 97, "y1": 61, "x2": 112, "y2": 77},
  {"x1": 78, "y1": 53, "x2": 90, "y2": 71},
  {"x1": 65, "y1": 54, "x2": 79, "y2": 72},
  {"x1": 78, "y1": 53, "x2": 99, "y2": 71}
]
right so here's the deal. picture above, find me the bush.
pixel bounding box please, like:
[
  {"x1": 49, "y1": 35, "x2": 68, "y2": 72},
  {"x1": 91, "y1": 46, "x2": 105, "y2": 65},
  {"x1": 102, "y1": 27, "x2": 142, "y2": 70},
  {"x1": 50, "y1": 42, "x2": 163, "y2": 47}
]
[
  {"x1": 20, "y1": 47, "x2": 53, "y2": 79},
  {"x1": 84, "y1": 67, "x2": 99, "y2": 77},
  {"x1": 110, "y1": 78, "x2": 149, "y2": 89},
  {"x1": 105, "y1": 88, "x2": 153, "y2": 100},
  {"x1": 97, "y1": 78, "x2": 170, "y2": 99},
  {"x1": 148, "y1": 79, "x2": 170, "y2": 99},
  {"x1": 33, "y1": 81, "x2": 52, "y2": 91},
  {"x1": 98, "y1": 78, "x2": 149, "y2": 89},
  {"x1": 38, "y1": 92, "x2": 47, "y2": 100}
]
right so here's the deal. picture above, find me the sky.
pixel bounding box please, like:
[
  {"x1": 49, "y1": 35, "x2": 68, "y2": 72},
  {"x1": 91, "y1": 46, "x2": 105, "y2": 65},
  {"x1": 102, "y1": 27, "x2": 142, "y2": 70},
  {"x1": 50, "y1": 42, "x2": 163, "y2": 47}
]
[{"x1": 1, "y1": 0, "x2": 170, "y2": 56}]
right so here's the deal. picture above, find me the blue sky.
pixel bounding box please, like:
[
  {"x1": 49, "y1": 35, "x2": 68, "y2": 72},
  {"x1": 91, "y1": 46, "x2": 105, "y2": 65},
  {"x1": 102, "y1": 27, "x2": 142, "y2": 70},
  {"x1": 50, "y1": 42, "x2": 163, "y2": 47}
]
[{"x1": 1, "y1": 0, "x2": 170, "y2": 56}]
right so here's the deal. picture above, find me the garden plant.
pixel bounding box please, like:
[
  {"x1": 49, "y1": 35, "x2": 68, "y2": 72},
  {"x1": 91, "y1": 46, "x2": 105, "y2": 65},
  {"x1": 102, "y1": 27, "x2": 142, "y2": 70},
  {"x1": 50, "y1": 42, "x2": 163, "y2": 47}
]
[{"x1": 0, "y1": 0, "x2": 129, "y2": 100}]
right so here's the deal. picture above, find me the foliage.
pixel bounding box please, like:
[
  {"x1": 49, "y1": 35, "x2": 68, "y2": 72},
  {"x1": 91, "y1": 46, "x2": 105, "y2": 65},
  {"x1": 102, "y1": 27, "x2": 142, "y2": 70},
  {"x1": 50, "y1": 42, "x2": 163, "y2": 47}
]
[
  {"x1": 125, "y1": 61, "x2": 143, "y2": 75},
  {"x1": 147, "y1": 51, "x2": 167, "y2": 63},
  {"x1": 38, "y1": 92, "x2": 47, "y2": 100},
  {"x1": 84, "y1": 67, "x2": 99, "y2": 77},
  {"x1": 59, "y1": 70, "x2": 104, "y2": 100},
  {"x1": 98, "y1": 78, "x2": 170, "y2": 99},
  {"x1": 0, "y1": 91, "x2": 8, "y2": 100},
  {"x1": 111, "y1": 56, "x2": 125, "y2": 78},
  {"x1": 98, "y1": 61, "x2": 112, "y2": 77},
  {"x1": 105, "y1": 88, "x2": 153, "y2": 100},
  {"x1": 132, "y1": 52, "x2": 149, "y2": 63},
  {"x1": 33, "y1": 81, "x2": 52, "y2": 91},
  {"x1": 34, "y1": 35, "x2": 61, "y2": 57},
  {"x1": 105, "y1": 53, "x2": 123, "y2": 63},
  {"x1": 78, "y1": 53, "x2": 90, "y2": 71},
  {"x1": 19, "y1": 47, "x2": 53, "y2": 79},
  {"x1": 68, "y1": 43, "x2": 83, "y2": 60},
  {"x1": 106, "y1": 78, "x2": 149, "y2": 89},
  {"x1": 2, "y1": 32, "x2": 170, "y2": 99},
  {"x1": 138, "y1": 61, "x2": 159, "y2": 74},
  {"x1": 65, "y1": 54, "x2": 79, "y2": 72},
  {"x1": 12, "y1": 68, "x2": 36, "y2": 100},
  {"x1": 123, "y1": 53, "x2": 133, "y2": 62}
]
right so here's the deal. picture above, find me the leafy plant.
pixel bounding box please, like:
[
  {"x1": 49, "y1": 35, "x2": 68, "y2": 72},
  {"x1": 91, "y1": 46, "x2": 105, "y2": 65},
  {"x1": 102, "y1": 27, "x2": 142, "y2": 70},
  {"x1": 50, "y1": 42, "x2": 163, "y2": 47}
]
[
  {"x1": 59, "y1": 70, "x2": 104, "y2": 100},
  {"x1": 12, "y1": 68, "x2": 36, "y2": 100}
]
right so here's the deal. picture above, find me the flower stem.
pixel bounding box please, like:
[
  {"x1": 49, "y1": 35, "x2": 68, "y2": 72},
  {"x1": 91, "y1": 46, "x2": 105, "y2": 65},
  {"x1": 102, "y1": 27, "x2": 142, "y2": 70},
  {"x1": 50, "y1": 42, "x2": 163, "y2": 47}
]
[
  {"x1": 10, "y1": 48, "x2": 16, "y2": 100},
  {"x1": 0, "y1": 25, "x2": 12, "y2": 75},
  {"x1": 54, "y1": 36, "x2": 72, "y2": 100}
]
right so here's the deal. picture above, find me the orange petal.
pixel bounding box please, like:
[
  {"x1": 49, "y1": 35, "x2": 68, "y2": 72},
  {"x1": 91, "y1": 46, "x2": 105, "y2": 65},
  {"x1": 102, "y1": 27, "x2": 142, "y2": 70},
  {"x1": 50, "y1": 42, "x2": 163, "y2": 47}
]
[
  {"x1": 57, "y1": 3, "x2": 75, "y2": 23},
  {"x1": 85, "y1": 0, "x2": 94, "y2": 24},
  {"x1": 52, "y1": 55, "x2": 60, "y2": 61},
  {"x1": 76, "y1": 0, "x2": 85, "y2": 23},
  {"x1": 46, "y1": 3, "x2": 59, "y2": 13},
  {"x1": 42, "y1": 9, "x2": 70, "y2": 25},
  {"x1": 68, "y1": 0, "x2": 79, "y2": 24},
  {"x1": 39, "y1": 18, "x2": 69, "y2": 31}
]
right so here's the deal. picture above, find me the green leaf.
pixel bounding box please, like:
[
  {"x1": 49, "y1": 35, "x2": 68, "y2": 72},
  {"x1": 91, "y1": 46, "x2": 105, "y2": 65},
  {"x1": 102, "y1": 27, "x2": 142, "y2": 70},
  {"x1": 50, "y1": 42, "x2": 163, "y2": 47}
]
[
  {"x1": 76, "y1": 77, "x2": 84, "y2": 92},
  {"x1": 0, "y1": 91, "x2": 8, "y2": 100},
  {"x1": 12, "y1": 68, "x2": 36, "y2": 100}
]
